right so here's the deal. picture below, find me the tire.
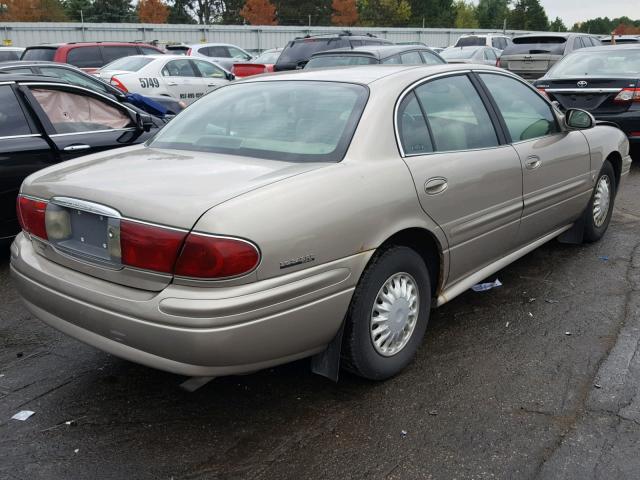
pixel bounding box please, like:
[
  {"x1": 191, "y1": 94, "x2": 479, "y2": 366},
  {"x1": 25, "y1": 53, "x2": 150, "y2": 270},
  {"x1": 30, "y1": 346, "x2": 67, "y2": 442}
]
[
  {"x1": 583, "y1": 160, "x2": 616, "y2": 243},
  {"x1": 342, "y1": 246, "x2": 431, "y2": 380}
]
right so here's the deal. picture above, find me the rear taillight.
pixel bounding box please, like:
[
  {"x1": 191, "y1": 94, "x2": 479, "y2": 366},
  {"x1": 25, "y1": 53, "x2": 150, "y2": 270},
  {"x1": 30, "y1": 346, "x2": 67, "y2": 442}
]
[
  {"x1": 110, "y1": 76, "x2": 128, "y2": 93},
  {"x1": 175, "y1": 233, "x2": 260, "y2": 279},
  {"x1": 17, "y1": 195, "x2": 48, "y2": 240},
  {"x1": 537, "y1": 87, "x2": 550, "y2": 100},
  {"x1": 496, "y1": 58, "x2": 501, "y2": 68},
  {"x1": 614, "y1": 88, "x2": 640, "y2": 103},
  {"x1": 186, "y1": 48, "x2": 192, "y2": 55},
  {"x1": 120, "y1": 220, "x2": 186, "y2": 273}
]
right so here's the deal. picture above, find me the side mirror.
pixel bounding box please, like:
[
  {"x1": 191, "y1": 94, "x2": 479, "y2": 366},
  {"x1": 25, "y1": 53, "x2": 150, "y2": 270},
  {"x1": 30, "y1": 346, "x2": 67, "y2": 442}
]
[
  {"x1": 226, "y1": 72, "x2": 236, "y2": 81},
  {"x1": 136, "y1": 113, "x2": 154, "y2": 132},
  {"x1": 565, "y1": 108, "x2": 594, "y2": 130}
]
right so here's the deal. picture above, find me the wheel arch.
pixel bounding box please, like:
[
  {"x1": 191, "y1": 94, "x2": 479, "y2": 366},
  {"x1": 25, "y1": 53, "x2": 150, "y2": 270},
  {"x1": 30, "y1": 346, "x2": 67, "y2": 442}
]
[{"x1": 605, "y1": 150, "x2": 622, "y2": 193}]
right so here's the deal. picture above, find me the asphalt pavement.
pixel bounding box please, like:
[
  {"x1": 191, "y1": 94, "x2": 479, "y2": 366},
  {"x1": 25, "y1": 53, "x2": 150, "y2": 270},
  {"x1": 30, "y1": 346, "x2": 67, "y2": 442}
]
[{"x1": 1, "y1": 162, "x2": 640, "y2": 480}]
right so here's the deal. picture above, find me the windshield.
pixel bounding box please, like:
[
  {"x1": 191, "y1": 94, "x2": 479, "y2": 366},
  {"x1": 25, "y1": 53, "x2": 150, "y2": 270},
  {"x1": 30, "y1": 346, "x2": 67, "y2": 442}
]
[
  {"x1": 22, "y1": 47, "x2": 56, "y2": 61},
  {"x1": 253, "y1": 50, "x2": 281, "y2": 64},
  {"x1": 547, "y1": 49, "x2": 640, "y2": 77},
  {"x1": 306, "y1": 55, "x2": 377, "y2": 68},
  {"x1": 441, "y1": 48, "x2": 477, "y2": 59},
  {"x1": 277, "y1": 38, "x2": 350, "y2": 67},
  {"x1": 150, "y1": 81, "x2": 368, "y2": 162},
  {"x1": 101, "y1": 56, "x2": 154, "y2": 72},
  {"x1": 455, "y1": 36, "x2": 485, "y2": 47}
]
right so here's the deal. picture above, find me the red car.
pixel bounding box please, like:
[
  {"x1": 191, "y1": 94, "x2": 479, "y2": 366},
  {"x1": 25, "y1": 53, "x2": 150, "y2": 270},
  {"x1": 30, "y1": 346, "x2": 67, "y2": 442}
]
[
  {"x1": 20, "y1": 42, "x2": 164, "y2": 74},
  {"x1": 232, "y1": 48, "x2": 282, "y2": 78}
]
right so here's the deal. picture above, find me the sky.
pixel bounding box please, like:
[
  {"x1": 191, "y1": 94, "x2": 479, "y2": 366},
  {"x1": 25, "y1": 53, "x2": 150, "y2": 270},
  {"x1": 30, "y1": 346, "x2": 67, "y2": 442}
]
[{"x1": 471, "y1": 0, "x2": 639, "y2": 26}]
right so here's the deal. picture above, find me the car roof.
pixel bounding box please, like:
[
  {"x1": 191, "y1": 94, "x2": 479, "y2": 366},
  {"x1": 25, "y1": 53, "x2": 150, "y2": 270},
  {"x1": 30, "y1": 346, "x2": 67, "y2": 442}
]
[
  {"x1": 0, "y1": 73, "x2": 71, "y2": 83},
  {"x1": 244, "y1": 63, "x2": 502, "y2": 85},
  {"x1": 569, "y1": 44, "x2": 640, "y2": 52},
  {"x1": 189, "y1": 43, "x2": 243, "y2": 48},
  {"x1": 0, "y1": 60, "x2": 75, "y2": 68},
  {"x1": 24, "y1": 42, "x2": 158, "y2": 48},
  {"x1": 311, "y1": 45, "x2": 433, "y2": 60},
  {"x1": 513, "y1": 33, "x2": 582, "y2": 40}
]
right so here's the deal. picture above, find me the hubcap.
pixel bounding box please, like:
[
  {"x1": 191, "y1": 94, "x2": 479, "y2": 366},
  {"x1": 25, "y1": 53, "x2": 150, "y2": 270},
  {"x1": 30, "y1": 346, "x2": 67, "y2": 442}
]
[
  {"x1": 370, "y1": 272, "x2": 419, "y2": 357},
  {"x1": 593, "y1": 175, "x2": 611, "y2": 228}
]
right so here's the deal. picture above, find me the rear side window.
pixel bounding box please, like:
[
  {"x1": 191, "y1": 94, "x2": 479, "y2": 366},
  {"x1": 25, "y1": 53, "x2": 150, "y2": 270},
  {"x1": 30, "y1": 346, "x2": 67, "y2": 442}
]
[
  {"x1": 141, "y1": 47, "x2": 161, "y2": 55},
  {"x1": 21, "y1": 47, "x2": 56, "y2": 61},
  {"x1": 67, "y1": 47, "x2": 103, "y2": 68},
  {"x1": 381, "y1": 54, "x2": 402, "y2": 64},
  {"x1": 480, "y1": 73, "x2": 558, "y2": 142},
  {"x1": 420, "y1": 51, "x2": 445, "y2": 65},
  {"x1": 400, "y1": 51, "x2": 423, "y2": 64},
  {"x1": 0, "y1": 50, "x2": 21, "y2": 61},
  {"x1": 0, "y1": 86, "x2": 31, "y2": 137},
  {"x1": 162, "y1": 59, "x2": 198, "y2": 77},
  {"x1": 277, "y1": 38, "x2": 350, "y2": 67},
  {"x1": 397, "y1": 92, "x2": 433, "y2": 155},
  {"x1": 414, "y1": 75, "x2": 499, "y2": 152},
  {"x1": 204, "y1": 46, "x2": 230, "y2": 57},
  {"x1": 102, "y1": 46, "x2": 139, "y2": 63}
]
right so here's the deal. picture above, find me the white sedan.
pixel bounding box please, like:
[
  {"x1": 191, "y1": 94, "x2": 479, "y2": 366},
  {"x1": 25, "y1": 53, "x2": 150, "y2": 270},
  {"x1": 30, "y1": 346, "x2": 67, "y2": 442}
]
[{"x1": 98, "y1": 55, "x2": 233, "y2": 105}]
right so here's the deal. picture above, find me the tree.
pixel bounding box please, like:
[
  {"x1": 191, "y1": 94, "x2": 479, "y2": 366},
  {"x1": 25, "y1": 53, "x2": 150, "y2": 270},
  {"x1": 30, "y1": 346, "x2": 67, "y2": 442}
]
[
  {"x1": 613, "y1": 22, "x2": 640, "y2": 35},
  {"x1": 139, "y1": 0, "x2": 170, "y2": 23},
  {"x1": 84, "y1": 0, "x2": 135, "y2": 22},
  {"x1": 274, "y1": 0, "x2": 332, "y2": 26},
  {"x1": 220, "y1": 0, "x2": 244, "y2": 23},
  {"x1": 167, "y1": 0, "x2": 196, "y2": 23},
  {"x1": 453, "y1": 0, "x2": 477, "y2": 28},
  {"x1": 476, "y1": 0, "x2": 508, "y2": 29},
  {"x1": 1, "y1": 0, "x2": 67, "y2": 21},
  {"x1": 62, "y1": 0, "x2": 91, "y2": 21},
  {"x1": 358, "y1": 0, "x2": 411, "y2": 27},
  {"x1": 240, "y1": 0, "x2": 277, "y2": 25},
  {"x1": 548, "y1": 16, "x2": 566, "y2": 32},
  {"x1": 331, "y1": 0, "x2": 358, "y2": 26},
  {"x1": 508, "y1": 0, "x2": 548, "y2": 31},
  {"x1": 407, "y1": 0, "x2": 454, "y2": 28}
]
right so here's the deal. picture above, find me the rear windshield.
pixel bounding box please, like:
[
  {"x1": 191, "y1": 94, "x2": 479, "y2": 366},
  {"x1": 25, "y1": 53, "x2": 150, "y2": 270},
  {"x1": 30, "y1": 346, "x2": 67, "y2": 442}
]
[
  {"x1": 306, "y1": 55, "x2": 377, "y2": 68},
  {"x1": 547, "y1": 49, "x2": 640, "y2": 77},
  {"x1": 455, "y1": 36, "x2": 485, "y2": 47},
  {"x1": 102, "y1": 56, "x2": 154, "y2": 72},
  {"x1": 0, "y1": 50, "x2": 21, "y2": 61},
  {"x1": 601, "y1": 38, "x2": 640, "y2": 44},
  {"x1": 441, "y1": 48, "x2": 477, "y2": 59},
  {"x1": 505, "y1": 36, "x2": 567, "y2": 55},
  {"x1": 276, "y1": 38, "x2": 350, "y2": 67},
  {"x1": 150, "y1": 81, "x2": 368, "y2": 163},
  {"x1": 22, "y1": 47, "x2": 56, "y2": 61}
]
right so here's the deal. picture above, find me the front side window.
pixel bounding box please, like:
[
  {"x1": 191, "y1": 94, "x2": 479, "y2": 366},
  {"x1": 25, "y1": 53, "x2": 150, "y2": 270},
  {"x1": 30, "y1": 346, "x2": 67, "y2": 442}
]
[
  {"x1": 228, "y1": 46, "x2": 251, "y2": 60},
  {"x1": 162, "y1": 59, "x2": 197, "y2": 77},
  {"x1": 400, "y1": 51, "x2": 423, "y2": 64},
  {"x1": 193, "y1": 60, "x2": 226, "y2": 78},
  {"x1": 39, "y1": 67, "x2": 109, "y2": 94},
  {"x1": 31, "y1": 88, "x2": 132, "y2": 134},
  {"x1": 150, "y1": 81, "x2": 368, "y2": 163},
  {"x1": 414, "y1": 75, "x2": 499, "y2": 152},
  {"x1": 420, "y1": 50, "x2": 445, "y2": 65},
  {"x1": 67, "y1": 47, "x2": 103, "y2": 68},
  {"x1": 0, "y1": 86, "x2": 31, "y2": 137},
  {"x1": 397, "y1": 92, "x2": 433, "y2": 155},
  {"x1": 381, "y1": 54, "x2": 402, "y2": 64},
  {"x1": 479, "y1": 73, "x2": 559, "y2": 142}
]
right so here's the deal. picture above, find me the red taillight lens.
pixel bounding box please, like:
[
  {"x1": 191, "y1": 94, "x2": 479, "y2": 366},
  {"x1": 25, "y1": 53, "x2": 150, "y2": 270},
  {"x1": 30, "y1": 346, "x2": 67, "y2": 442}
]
[
  {"x1": 537, "y1": 87, "x2": 550, "y2": 99},
  {"x1": 175, "y1": 234, "x2": 260, "y2": 279},
  {"x1": 120, "y1": 220, "x2": 186, "y2": 273},
  {"x1": 496, "y1": 58, "x2": 501, "y2": 68},
  {"x1": 614, "y1": 88, "x2": 640, "y2": 103},
  {"x1": 186, "y1": 48, "x2": 192, "y2": 55},
  {"x1": 110, "y1": 76, "x2": 128, "y2": 93},
  {"x1": 17, "y1": 195, "x2": 48, "y2": 240}
]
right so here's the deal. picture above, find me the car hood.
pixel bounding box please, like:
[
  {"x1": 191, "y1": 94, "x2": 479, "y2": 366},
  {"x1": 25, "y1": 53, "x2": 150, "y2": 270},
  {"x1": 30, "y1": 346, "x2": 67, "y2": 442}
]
[{"x1": 21, "y1": 145, "x2": 328, "y2": 229}]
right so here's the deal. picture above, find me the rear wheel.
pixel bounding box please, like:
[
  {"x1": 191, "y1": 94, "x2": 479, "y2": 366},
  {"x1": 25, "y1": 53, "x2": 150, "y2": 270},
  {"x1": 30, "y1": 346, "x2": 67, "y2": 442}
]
[
  {"x1": 583, "y1": 160, "x2": 616, "y2": 243},
  {"x1": 342, "y1": 246, "x2": 431, "y2": 380}
]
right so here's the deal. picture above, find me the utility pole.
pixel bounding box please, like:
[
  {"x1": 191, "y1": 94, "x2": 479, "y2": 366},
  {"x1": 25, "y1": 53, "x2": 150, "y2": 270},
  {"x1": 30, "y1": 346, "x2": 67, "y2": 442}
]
[
  {"x1": 422, "y1": 17, "x2": 425, "y2": 28},
  {"x1": 308, "y1": 14, "x2": 311, "y2": 27},
  {"x1": 503, "y1": 18, "x2": 506, "y2": 33}
]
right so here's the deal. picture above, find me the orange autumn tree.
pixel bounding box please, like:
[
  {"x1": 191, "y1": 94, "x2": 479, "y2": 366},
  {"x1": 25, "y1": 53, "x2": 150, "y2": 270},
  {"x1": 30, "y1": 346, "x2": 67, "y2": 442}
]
[
  {"x1": 138, "y1": 0, "x2": 170, "y2": 23},
  {"x1": 613, "y1": 23, "x2": 640, "y2": 35},
  {"x1": 331, "y1": 0, "x2": 358, "y2": 26},
  {"x1": 240, "y1": 0, "x2": 278, "y2": 25}
]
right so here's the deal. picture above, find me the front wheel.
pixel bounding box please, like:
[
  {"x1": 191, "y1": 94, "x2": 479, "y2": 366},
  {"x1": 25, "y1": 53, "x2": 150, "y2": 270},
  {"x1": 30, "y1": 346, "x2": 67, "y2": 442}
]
[
  {"x1": 342, "y1": 246, "x2": 431, "y2": 380},
  {"x1": 583, "y1": 161, "x2": 616, "y2": 243}
]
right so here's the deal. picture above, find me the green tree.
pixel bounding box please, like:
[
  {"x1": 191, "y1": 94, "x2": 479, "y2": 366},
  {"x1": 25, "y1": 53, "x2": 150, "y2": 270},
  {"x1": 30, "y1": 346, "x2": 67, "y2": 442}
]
[
  {"x1": 274, "y1": 0, "x2": 332, "y2": 26},
  {"x1": 358, "y1": 0, "x2": 411, "y2": 27},
  {"x1": 453, "y1": 0, "x2": 477, "y2": 28},
  {"x1": 476, "y1": 0, "x2": 508, "y2": 29},
  {"x1": 167, "y1": 0, "x2": 196, "y2": 23},
  {"x1": 548, "y1": 16, "x2": 566, "y2": 32},
  {"x1": 84, "y1": 0, "x2": 135, "y2": 22},
  {"x1": 509, "y1": 0, "x2": 548, "y2": 31},
  {"x1": 220, "y1": 0, "x2": 244, "y2": 23},
  {"x1": 408, "y1": 0, "x2": 454, "y2": 27},
  {"x1": 62, "y1": 0, "x2": 91, "y2": 21}
]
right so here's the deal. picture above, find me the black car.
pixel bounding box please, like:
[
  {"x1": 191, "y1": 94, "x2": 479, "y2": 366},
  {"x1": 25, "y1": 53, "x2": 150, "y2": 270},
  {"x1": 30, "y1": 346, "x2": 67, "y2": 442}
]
[
  {"x1": 534, "y1": 45, "x2": 640, "y2": 153},
  {"x1": 0, "y1": 61, "x2": 184, "y2": 116},
  {"x1": 305, "y1": 45, "x2": 445, "y2": 69},
  {"x1": 274, "y1": 32, "x2": 392, "y2": 71},
  {"x1": 0, "y1": 74, "x2": 161, "y2": 240}
]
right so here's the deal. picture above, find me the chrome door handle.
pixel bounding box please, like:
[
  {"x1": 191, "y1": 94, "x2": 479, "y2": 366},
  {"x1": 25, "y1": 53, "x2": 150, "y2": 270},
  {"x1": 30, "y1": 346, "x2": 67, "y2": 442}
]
[
  {"x1": 525, "y1": 155, "x2": 542, "y2": 170},
  {"x1": 207, "y1": 83, "x2": 217, "y2": 86},
  {"x1": 424, "y1": 177, "x2": 448, "y2": 195},
  {"x1": 63, "y1": 144, "x2": 91, "y2": 152},
  {"x1": 167, "y1": 81, "x2": 178, "y2": 86}
]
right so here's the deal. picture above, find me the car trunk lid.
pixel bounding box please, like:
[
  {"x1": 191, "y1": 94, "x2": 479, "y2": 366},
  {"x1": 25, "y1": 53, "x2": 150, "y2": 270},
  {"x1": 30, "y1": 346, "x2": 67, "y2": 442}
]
[{"x1": 539, "y1": 78, "x2": 638, "y2": 114}]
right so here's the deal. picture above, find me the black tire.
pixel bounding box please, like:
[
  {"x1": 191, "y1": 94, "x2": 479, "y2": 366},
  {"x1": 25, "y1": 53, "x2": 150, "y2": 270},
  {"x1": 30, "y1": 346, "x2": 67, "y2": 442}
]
[
  {"x1": 342, "y1": 246, "x2": 431, "y2": 380},
  {"x1": 583, "y1": 160, "x2": 616, "y2": 243}
]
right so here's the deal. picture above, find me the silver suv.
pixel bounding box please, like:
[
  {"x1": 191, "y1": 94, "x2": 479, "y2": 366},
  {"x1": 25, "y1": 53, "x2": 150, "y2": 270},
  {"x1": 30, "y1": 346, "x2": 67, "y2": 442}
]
[{"x1": 454, "y1": 34, "x2": 512, "y2": 52}]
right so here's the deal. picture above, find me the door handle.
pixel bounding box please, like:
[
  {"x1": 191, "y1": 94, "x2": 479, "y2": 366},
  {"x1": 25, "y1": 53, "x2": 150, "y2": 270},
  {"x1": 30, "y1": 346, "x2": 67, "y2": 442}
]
[
  {"x1": 525, "y1": 155, "x2": 542, "y2": 170},
  {"x1": 63, "y1": 144, "x2": 91, "y2": 152},
  {"x1": 207, "y1": 83, "x2": 216, "y2": 87},
  {"x1": 424, "y1": 177, "x2": 448, "y2": 195},
  {"x1": 167, "y1": 81, "x2": 178, "y2": 86}
]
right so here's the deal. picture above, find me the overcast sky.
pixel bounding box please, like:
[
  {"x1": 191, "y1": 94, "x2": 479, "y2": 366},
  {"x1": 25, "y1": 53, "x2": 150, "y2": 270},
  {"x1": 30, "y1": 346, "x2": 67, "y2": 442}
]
[{"x1": 471, "y1": 0, "x2": 639, "y2": 26}]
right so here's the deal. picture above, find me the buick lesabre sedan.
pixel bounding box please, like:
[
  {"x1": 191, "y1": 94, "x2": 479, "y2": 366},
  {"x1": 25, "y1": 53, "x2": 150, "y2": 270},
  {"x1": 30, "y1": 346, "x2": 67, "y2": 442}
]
[{"x1": 11, "y1": 65, "x2": 632, "y2": 381}]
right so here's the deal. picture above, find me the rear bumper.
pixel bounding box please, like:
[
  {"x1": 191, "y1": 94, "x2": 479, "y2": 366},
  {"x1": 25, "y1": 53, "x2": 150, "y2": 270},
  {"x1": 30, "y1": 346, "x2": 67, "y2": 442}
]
[{"x1": 11, "y1": 234, "x2": 370, "y2": 376}]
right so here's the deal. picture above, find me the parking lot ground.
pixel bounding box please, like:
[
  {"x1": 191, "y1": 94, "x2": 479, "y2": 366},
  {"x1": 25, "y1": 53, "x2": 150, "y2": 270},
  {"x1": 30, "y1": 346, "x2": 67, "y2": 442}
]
[{"x1": 1, "y1": 162, "x2": 640, "y2": 480}]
